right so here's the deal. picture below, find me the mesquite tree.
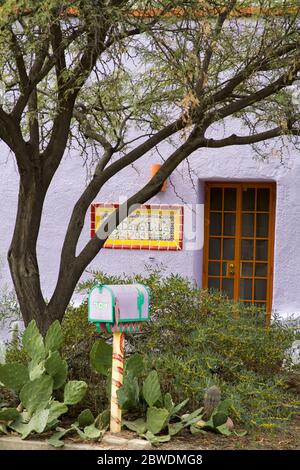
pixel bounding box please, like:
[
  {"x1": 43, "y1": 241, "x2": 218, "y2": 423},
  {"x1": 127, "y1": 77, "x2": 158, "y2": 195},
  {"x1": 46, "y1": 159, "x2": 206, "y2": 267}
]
[{"x1": 0, "y1": 0, "x2": 299, "y2": 333}]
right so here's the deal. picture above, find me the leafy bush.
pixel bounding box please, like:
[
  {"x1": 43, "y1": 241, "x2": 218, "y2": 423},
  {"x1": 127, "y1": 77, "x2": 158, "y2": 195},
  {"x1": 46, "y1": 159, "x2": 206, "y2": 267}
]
[
  {"x1": 89, "y1": 340, "x2": 235, "y2": 444},
  {"x1": 78, "y1": 270, "x2": 299, "y2": 428},
  {"x1": 4, "y1": 269, "x2": 299, "y2": 430}
]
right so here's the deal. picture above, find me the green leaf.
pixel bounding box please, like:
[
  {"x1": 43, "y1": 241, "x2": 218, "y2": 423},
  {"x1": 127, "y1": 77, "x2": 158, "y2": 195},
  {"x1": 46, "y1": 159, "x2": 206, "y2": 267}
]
[
  {"x1": 45, "y1": 351, "x2": 68, "y2": 389},
  {"x1": 0, "y1": 408, "x2": 20, "y2": 422},
  {"x1": 143, "y1": 371, "x2": 162, "y2": 407},
  {"x1": 216, "y1": 423, "x2": 232, "y2": 436},
  {"x1": 168, "y1": 421, "x2": 184, "y2": 436},
  {"x1": 20, "y1": 375, "x2": 53, "y2": 414},
  {"x1": 143, "y1": 431, "x2": 171, "y2": 445},
  {"x1": 146, "y1": 407, "x2": 169, "y2": 435},
  {"x1": 47, "y1": 401, "x2": 68, "y2": 426},
  {"x1": 11, "y1": 409, "x2": 50, "y2": 439},
  {"x1": 95, "y1": 409, "x2": 110, "y2": 430},
  {"x1": 48, "y1": 428, "x2": 73, "y2": 448},
  {"x1": 48, "y1": 432, "x2": 66, "y2": 448},
  {"x1": 117, "y1": 374, "x2": 140, "y2": 410},
  {"x1": 78, "y1": 409, "x2": 95, "y2": 427},
  {"x1": 90, "y1": 339, "x2": 112, "y2": 376},
  {"x1": 71, "y1": 423, "x2": 86, "y2": 439},
  {"x1": 28, "y1": 359, "x2": 45, "y2": 381},
  {"x1": 126, "y1": 354, "x2": 144, "y2": 377},
  {"x1": 0, "y1": 363, "x2": 29, "y2": 392},
  {"x1": 181, "y1": 407, "x2": 204, "y2": 424},
  {"x1": 123, "y1": 418, "x2": 147, "y2": 435},
  {"x1": 45, "y1": 351, "x2": 61, "y2": 375},
  {"x1": 190, "y1": 425, "x2": 206, "y2": 435},
  {"x1": 45, "y1": 321, "x2": 64, "y2": 353},
  {"x1": 83, "y1": 424, "x2": 102, "y2": 439},
  {"x1": 53, "y1": 362, "x2": 68, "y2": 389},
  {"x1": 22, "y1": 320, "x2": 45, "y2": 360},
  {"x1": 0, "y1": 423, "x2": 8, "y2": 434},
  {"x1": 164, "y1": 393, "x2": 174, "y2": 413},
  {"x1": 172, "y1": 398, "x2": 189, "y2": 417},
  {"x1": 64, "y1": 381, "x2": 87, "y2": 405},
  {"x1": 212, "y1": 412, "x2": 228, "y2": 428},
  {"x1": 29, "y1": 409, "x2": 50, "y2": 435},
  {"x1": 20, "y1": 411, "x2": 30, "y2": 423}
]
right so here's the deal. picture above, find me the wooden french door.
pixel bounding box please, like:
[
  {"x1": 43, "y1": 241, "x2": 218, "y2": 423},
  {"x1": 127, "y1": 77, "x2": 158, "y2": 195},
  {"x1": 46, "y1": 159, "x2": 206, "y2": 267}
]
[{"x1": 203, "y1": 182, "x2": 276, "y2": 316}]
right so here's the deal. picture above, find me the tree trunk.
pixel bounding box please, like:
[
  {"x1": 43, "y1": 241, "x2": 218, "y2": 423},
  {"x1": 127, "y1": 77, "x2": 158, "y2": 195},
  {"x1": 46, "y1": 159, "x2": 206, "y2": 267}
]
[{"x1": 7, "y1": 175, "x2": 51, "y2": 335}]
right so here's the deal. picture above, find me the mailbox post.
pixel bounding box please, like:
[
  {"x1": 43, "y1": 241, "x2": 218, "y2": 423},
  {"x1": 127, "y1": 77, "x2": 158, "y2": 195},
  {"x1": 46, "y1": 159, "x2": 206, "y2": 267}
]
[{"x1": 88, "y1": 284, "x2": 150, "y2": 433}]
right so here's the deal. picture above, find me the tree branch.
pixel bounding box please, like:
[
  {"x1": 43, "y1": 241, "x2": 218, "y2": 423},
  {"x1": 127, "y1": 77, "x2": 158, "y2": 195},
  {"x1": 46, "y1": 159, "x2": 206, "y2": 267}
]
[
  {"x1": 202, "y1": 60, "x2": 300, "y2": 129},
  {"x1": 11, "y1": 28, "x2": 83, "y2": 120},
  {"x1": 0, "y1": 107, "x2": 29, "y2": 167},
  {"x1": 50, "y1": 21, "x2": 67, "y2": 102},
  {"x1": 73, "y1": 108, "x2": 113, "y2": 153},
  {"x1": 74, "y1": 135, "x2": 203, "y2": 275},
  {"x1": 195, "y1": 1, "x2": 237, "y2": 96},
  {"x1": 9, "y1": 28, "x2": 28, "y2": 93},
  {"x1": 199, "y1": 41, "x2": 299, "y2": 116},
  {"x1": 201, "y1": 126, "x2": 290, "y2": 148}
]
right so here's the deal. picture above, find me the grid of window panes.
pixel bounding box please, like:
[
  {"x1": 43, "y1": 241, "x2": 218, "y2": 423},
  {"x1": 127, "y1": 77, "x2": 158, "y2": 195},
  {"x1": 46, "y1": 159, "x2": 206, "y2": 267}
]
[
  {"x1": 207, "y1": 185, "x2": 271, "y2": 310},
  {"x1": 239, "y1": 187, "x2": 270, "y2": 310},
  {"x1": 207, "y1": 187, "x2": 237, "y2": 300}
]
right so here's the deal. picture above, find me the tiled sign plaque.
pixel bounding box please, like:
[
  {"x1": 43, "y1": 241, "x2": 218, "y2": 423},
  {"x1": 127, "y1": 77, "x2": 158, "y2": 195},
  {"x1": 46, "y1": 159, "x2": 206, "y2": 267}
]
[{"x1": 90, "y1": 203, "x2": 183, "y2": 250}]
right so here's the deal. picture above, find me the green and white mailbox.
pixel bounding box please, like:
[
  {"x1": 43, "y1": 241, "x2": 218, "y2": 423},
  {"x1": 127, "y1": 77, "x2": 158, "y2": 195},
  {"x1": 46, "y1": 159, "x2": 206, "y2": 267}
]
[
  {"x1": 88, "y1": 283, "x2": 150, "y2": 332},
  {"x1": 88, "y1": 284, "x2": 151, "y2": 433}
]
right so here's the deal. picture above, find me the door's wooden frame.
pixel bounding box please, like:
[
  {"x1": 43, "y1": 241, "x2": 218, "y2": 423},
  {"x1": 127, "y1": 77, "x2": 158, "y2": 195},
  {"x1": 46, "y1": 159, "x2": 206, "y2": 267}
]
[{"x1": 203, "y1": 182, "x2": 276, "y2": 320}]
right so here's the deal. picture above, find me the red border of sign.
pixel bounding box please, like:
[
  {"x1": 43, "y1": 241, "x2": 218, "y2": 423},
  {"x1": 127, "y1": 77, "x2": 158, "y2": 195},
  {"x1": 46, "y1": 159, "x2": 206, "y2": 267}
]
[{"x1": 90, "y1": 203, "x2": 184, "y2": 251}]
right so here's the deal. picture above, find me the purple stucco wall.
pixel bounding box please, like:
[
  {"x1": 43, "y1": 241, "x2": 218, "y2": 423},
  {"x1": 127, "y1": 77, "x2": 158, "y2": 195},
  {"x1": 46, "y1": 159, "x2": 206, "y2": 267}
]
[{"x1": 0, "y1": 124, "x2": 300, "y2": 320}]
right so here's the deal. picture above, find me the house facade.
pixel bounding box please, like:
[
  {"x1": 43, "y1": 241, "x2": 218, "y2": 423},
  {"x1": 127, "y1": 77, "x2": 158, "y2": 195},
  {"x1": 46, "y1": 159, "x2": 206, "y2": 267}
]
[{"x1": 0, "y1": 124, "x2": 300, "y2": 321}]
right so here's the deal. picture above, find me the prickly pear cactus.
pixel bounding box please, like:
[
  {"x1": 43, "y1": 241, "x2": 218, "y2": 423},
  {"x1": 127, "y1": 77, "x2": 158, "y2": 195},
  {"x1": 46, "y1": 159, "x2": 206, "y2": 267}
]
[
  {"x1": 0, "y1": 363, "x2": 29, "y2": 392},
  {"x1": 22, "y1": 320, "x2": 45, "y2": 361},
  {"x1": 0, "y1": 320, "x2": 87, "y2": 441}
]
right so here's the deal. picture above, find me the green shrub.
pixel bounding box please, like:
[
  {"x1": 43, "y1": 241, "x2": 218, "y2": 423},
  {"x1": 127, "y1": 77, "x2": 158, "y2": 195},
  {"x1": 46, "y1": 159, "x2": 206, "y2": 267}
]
[
  {"x1": 76, "y1": 270, "x2": 298, "y2": 428},
  {"x1": 4, "y1": 269, "x2": 299, "y2": 429}
]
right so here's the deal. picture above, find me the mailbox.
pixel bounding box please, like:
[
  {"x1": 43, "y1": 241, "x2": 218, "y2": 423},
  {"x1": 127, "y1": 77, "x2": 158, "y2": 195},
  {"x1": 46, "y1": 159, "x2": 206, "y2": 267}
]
[{"x1": 88, "y1": 284, "x2": 150, "y2": 332}]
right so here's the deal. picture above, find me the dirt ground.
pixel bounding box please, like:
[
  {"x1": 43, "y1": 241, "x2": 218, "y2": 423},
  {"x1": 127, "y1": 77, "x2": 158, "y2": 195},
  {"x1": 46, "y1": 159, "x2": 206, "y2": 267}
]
[
  {"x1": 92, "y1": 414, "x2": 300, "y2": 450},
  {"x1": 159, "y1": 416, "x2": 300, "y2": 450}
]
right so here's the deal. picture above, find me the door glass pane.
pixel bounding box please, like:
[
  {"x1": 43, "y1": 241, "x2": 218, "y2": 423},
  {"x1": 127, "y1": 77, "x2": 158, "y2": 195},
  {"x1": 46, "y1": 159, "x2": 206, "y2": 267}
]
[
  {"x1": 208, "y1": 277, "x2": 220, "y2": 290},
  {"x1": 255, "y1": 263, "x2": 268, "y2": 277},
  {"x1": 207, "y1": 185, "x2": 273, "y2": 309},
  {"x1": 254, "y1": 279, "x2": 267, "y2": 300},
  {"x1": 257, "y1": 189, "x2": 270, "y2": 211},
  {"x1": 241, "y1": 262, "x2": 253, "y2": 276},
  {"x1": 242, "y1": 188, "x2": 255, "y2": 211},
  {"x1": 224, "y1": 188, "x2": 236, "y2": 210},
  {"x1": 224, "y1": 213, "x2": 236, "y2": 236},
  {"x1": 222, "y1": 279, "x2": 234, "y2": 298},
  {"x1": 240, "y1": 279, "x2": 252, "y2": 300},
  {"x1": 210, "y1": 188, "x2": 222, "y2": 210},
  {"x1": 256, "y1": 240, "x2": 268, "y2": 261},
  {"x1": 241, "y1": 239, "x2": 254, "y2": 260},
  {"x1": 209, "y1": 238, "x2": 221, "y2": 259},
  {"x1": 208, "y1": 261, "x2": 221, "y2": 276},
  {"x1": 223, "y1": 238, "x2": 235, "y2": 260},
  {"x1": 256, "y1": 214, "x2": 269, "y2": 237},
  {"x1": 242, "y1": 214, "x2": 254, "y2": 237},
  {"x1": 210, "y1": 213, "x2": 222, "y2": 235}
]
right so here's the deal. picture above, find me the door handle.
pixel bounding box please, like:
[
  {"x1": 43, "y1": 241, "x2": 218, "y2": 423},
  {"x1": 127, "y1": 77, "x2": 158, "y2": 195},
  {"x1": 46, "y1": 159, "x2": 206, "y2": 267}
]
[{"x1": 226, "y1": 262, "x2": 235, "y2": 276}]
